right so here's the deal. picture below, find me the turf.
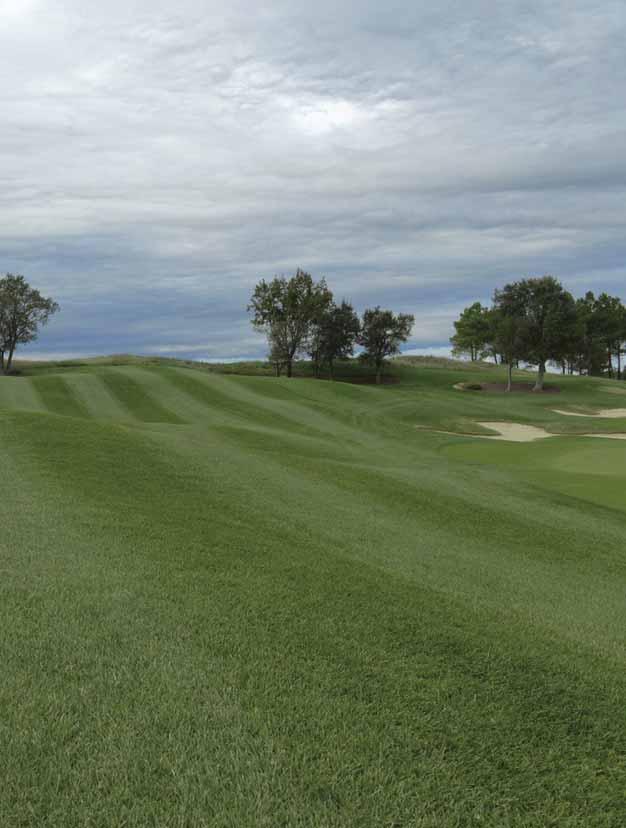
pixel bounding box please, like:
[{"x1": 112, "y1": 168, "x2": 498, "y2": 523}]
[{"x1": 1, "y1": 359, "x2": 625, "y2": 826}]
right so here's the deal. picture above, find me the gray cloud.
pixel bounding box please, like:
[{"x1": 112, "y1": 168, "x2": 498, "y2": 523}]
[{"x1": 1, "y1": 0, "x2": 625, "y2": 360}]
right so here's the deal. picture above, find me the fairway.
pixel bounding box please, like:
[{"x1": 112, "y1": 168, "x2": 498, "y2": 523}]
[{"x1": 1, "y1": 359, "x2": 625, "y2": 826}]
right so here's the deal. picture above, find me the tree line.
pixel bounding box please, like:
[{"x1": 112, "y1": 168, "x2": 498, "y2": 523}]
[
  {"x1": 0, "y1": 274, "x2": 59, "y2": 375},
  {"x1": 451, "y1": 276, "x2": 626, "y2": 391},
  {"x1": 248, "y1": 269, "x2": 414, "y2": 383}
]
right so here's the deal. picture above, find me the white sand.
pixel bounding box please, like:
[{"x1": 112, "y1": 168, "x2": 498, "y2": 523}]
[
  {"x1": 416, "y1": 422, "x2": 556, "y2": 441},
  {"x1": 476, "y1": 422, "x2": 555, "y2": 441},
  {"x1": 417, "y1": 421, "x2": 626, "y2": 442},
  {"x1": 553, "y1": 408, "x2": 626, "y2": 418},
  {"x1": 478, "y1": 422, "x2": 626, "y2": 441}
]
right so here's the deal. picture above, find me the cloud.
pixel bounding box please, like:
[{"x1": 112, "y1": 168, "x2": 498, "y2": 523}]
[{"x1": 0, "y1": 0, "x2": 625, "y2": 359}]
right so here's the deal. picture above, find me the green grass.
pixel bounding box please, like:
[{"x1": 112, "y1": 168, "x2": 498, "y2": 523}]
[{"x1": 1, "y1": 357, "x2": 625, "y2": 826}]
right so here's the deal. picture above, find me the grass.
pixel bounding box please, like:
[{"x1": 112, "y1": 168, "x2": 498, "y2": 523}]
[{"x1": 1, "y1": 356, "x2": 625, "y2": 826}]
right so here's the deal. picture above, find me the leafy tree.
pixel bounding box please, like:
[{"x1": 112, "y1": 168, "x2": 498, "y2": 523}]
[
  {"x1": 559, "y1": 299, "x2": 588, "y2": 375},
  {"x1": 571, "y1": 292, "x2": 625, "y2": 377},
  {"x1": 0, "y1": 274, "x2": 59, "y2": 375},
  {"x1": 494, "y1": 276, "x2": 576, "y2": 391},
  {"x1": 357, "y1": 307, "x2": 414, "y2": 384},
  {"x1": 619, "y1": 304, "x2": 626, "y2": 380},
  {"x1": 309, "y1": 300, "x2": 360, "y2": 379},
  {"x1": 268, "y1": 323, "x2": 287, "y2": 377},
  {"x1": 573, "y1": 292, "x2": 604, "y2": 375},
  {"x1": 450, "y1": 302, "x2": 491, "y2": 361},
  {"x1": 248, "y1": 270, "x2": 332, "y2": 378},
  {"x1": 489, "y1": 306, "x2": 526, "y2": 392},
  {"x1": 308, "y1": 304, "x2": 327, "y2": 379},
  {"x1": 593, "y1": 293, "x2": 625, "y2": 379}
]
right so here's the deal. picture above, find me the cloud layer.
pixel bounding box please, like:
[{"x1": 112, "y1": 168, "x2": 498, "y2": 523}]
[{"x1": 1, "y1": 0, "x2": 625, "y2": 359}]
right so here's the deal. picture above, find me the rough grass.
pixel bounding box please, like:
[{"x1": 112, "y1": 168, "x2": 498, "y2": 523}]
[{"x1": 1, "y1": 357, "x2": 625, "y2": 826}]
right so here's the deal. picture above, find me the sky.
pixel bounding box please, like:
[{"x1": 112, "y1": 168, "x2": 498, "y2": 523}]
[{"x1": 1, "y1": 0, "x2": 626, "y2": 361}]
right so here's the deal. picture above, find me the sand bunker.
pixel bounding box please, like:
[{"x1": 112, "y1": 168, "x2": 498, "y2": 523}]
[
  {"x1": 476, "y1": 422, "x2": 555, "y2": 441},
  {"x1": 553, "y1": 408, "x2": 626, "y2": 419},
  {"x1": 416, "y1": 422, "x2": 554, "y2": 442},
  {"x1": 418, "y1": 421, "x2": 626, "y2": 442},
  {"x1": 477, "y1": 422, "x2": 626, "y2": 441}
]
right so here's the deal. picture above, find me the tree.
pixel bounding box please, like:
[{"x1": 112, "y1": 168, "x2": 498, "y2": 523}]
[
  {"x1": 570, "y1": 292, "x2": 625, "y2": 377},
  {"x1": 357, "y1": 307, "x2": 414, "y2": 384},
  {"x1": 309, "y1": 300, "x2": 360, "y2": 379},
  {"x1": 620, "y1": 304, "x2": 626, "y2": 380},
  {"x1": 0, "y1": 274, "x2": 59, "y2": 375},
  {"x1": 248, "y1": 270, "x2": 332, "y2": 378},
  {"x1": 593, "y1": 293, "x2": 625, "y2": 379},
  {"x1": 559, "y1": 299, "x2": 588, "y2": 375},
  {"x1": 494, "y1": 276, "x2": 576, "y2": 391},
  {"x1": 268, "y1": 324, "x2": 287, "y2": 377},
  {"x1": 573, "y1": 292, "x2": 603, "y2": 376},
  {"x1": 450, "y1": 302, "x2": 491, "y2": 361},
  {"x1": 489, "y1": 306, "x2": 526, "y2": 392}
]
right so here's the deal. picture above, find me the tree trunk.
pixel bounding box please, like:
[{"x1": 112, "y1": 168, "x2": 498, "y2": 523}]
[
  {"x1": 506, "y1": 362, "x2": 513, "y2": 392},
  {"x1": 0, "y1": 351, "x2": 4, "y2": 374},
  {"x1": 329, "y1": 359, "x2": 334, "y2": 381},
  {"x1": 286, "y1": 359, "x2": 292, "y2": 378},
  {"x1": 375, "y1": 361, "x2": 383, "y2": 384},
  {"x1": 618, "y1": 350, "x2": 622, "y2": 381},
  {"x1": 5, "y1": 345, "x2": 15, "y2": 374},
  {"x1": 533, "y1": 361, "x2": 546, "y2": 392}
]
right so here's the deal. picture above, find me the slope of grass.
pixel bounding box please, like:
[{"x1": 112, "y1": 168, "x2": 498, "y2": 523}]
[
  {"x1": 1, "y1": 358, "x2": 625, "y2": 826},
  {"x1": 30, "y1": 375, "x2": 91, "y2": 418},
  {"x1": 98, "y1": 369, "x2": 185, "y2": 424}
]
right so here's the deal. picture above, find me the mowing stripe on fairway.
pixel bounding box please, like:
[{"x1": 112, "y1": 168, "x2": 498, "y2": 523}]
[
  {"x1": 98, "y1": 368, "x2": 185, "y2": 424},
  {"x1": 31, "y1": 375, "x2": 91, "y2": 418},
  {"x1": 2, "y1": 359, "x2": 626, "y2": 826},
  {"x1": 0, "y1": 375, "x2": 46, "y2": 413}
]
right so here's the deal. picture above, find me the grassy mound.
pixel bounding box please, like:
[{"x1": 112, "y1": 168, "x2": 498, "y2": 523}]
[{"x1": 1, "y1": 356, "x2": 625, "y2": 826}]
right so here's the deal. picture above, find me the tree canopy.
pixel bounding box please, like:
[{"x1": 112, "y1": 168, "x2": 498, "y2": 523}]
[
  {"x1": 454, "y1": 276, "x2": 626, "y2": 391},
  {"x1": 494, "y1": 276, "x2": 577, "y2": 390},
  {"x1": 357, "y1": 307, "x2": 414, "y2": 384},
  {"x1": 249, "y1": 273, "x2": 413, "y2": 382},
  {"x1": 450, "y1": 302, "x2": 492, "y2": 362},
  {"x1": 248, "y1": 270, "x2": 332, "y2": 377},
  {"x1": 309, "y1": 300, "x2": 360, "y2": 379},
  {"x1": 0, "y1": 274, "x2": 59, "y2": 375}
]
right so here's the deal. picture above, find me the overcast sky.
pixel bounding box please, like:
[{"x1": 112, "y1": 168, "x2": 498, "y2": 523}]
[{"x1": 2, "y1": 0, "x2": 625, "y2": 360}]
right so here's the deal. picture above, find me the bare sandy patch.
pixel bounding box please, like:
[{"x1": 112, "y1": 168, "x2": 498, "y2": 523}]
[
  {"x1": 416, "y1": 422, "x2": 556, "y2": 441},
  {"x1": 417, "y1": 422, "x2": 626, "y2": 442},
  {"x1": 476, "y1": 422, "x2": 555, "y2": 441},
  {"x1": 553, "y1": 408, "x2": 626, "y2": 418}
]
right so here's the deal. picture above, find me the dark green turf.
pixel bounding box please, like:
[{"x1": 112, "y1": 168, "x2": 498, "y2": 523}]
[
  {"x1": 31, "y1": 375, "x2": 91, "y2": 418},
  {"x1": 0, "y1": 358, "x2": 625, "y2": 826},
  {"x1": 98, "y1": 369, "x2": 185, "y2": 424}
]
